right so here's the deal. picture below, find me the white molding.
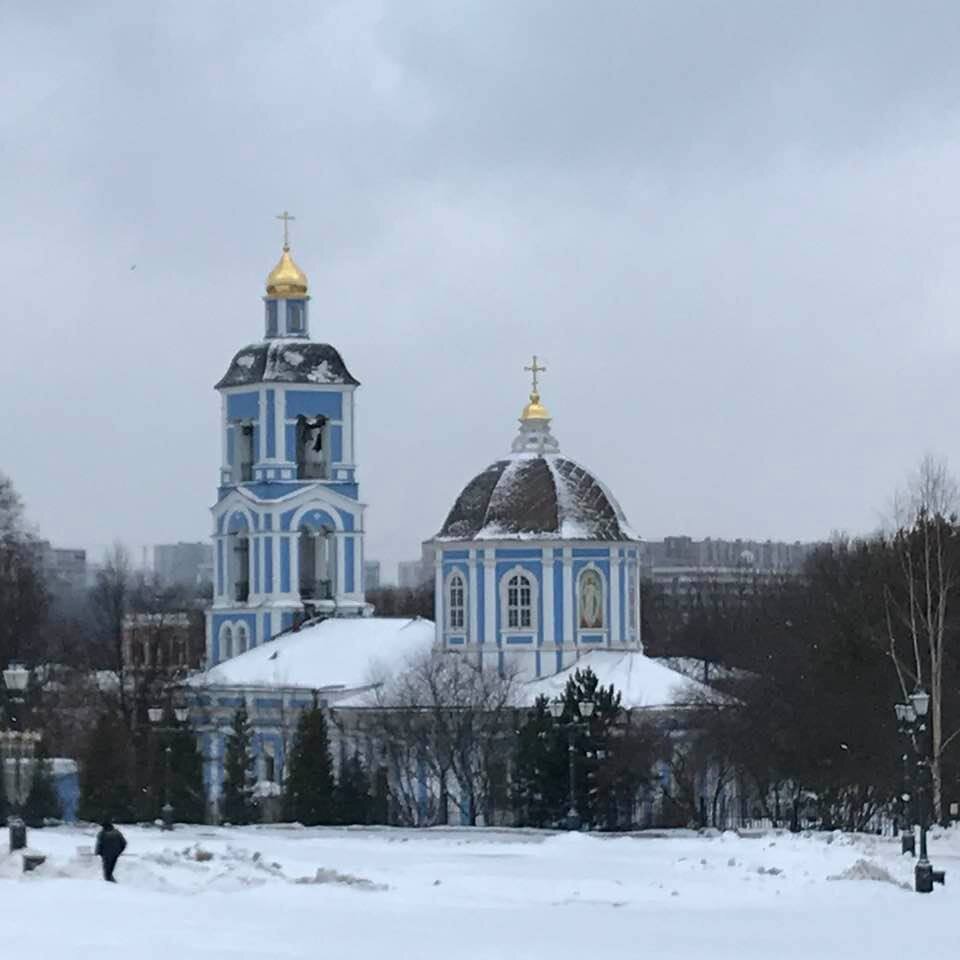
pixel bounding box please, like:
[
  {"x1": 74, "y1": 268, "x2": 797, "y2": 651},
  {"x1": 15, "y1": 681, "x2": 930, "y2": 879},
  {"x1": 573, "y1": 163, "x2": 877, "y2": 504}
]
[{"x1": 443, "y1": 567, "x2": 467, "y2": 633}]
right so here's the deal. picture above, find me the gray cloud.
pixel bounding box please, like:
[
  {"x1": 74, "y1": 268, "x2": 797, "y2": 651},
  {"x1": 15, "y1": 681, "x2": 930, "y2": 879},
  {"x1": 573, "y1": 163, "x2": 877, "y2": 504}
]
[{"x1": 4, "y1": 1, "x2": 960, "y2": 575}]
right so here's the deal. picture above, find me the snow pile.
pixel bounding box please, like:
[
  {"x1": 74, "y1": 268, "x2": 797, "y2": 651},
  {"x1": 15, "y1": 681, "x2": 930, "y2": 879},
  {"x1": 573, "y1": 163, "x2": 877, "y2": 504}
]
[
  {"x1": 827, "y1": 858, "x2": 911, "y2": 890},
  {"x1": 294, "y1": 867, "x2": 388, "y2": 891}
]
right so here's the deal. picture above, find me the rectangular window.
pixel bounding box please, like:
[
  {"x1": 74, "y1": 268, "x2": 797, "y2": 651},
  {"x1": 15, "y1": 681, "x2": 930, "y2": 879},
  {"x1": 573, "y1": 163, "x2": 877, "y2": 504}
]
[
  {"x1": 296, "y1": 416, "x2": 327, "y2": 479},
  {"x1": 236, "y1": 424, "x2": 254, "y2": 482},
  {"x1": 265, "y1": 301, "x2": 278, "y2": 336},
  {"x1": 449, "y1": 576, "x2": 465, "y2": 630},
  {"x1": 288, "y1": 300, "x2": 304, "y2": 333}
]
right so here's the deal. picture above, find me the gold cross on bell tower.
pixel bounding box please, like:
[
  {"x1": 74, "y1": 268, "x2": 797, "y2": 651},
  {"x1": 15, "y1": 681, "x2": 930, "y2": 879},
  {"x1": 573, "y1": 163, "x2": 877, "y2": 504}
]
[
  {"x1": 276, "y1": 210, "x2": 296, "y2": 250},
  {"x1": 524, "y1": 355, "x2": 546, "y2": 395}
]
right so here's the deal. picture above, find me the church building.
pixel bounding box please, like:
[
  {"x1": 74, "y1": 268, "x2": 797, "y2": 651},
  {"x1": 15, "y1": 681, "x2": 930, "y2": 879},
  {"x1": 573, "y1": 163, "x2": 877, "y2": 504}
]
[
  {"x1": 206, "y1": 215, "x2": 369, "y2": 667},
  {"x1": 432, "y1": 360, "x2": 642, "y2": 679},
  {"x1": 187, "y1": 221, "x2": 698, "y2": 822}
]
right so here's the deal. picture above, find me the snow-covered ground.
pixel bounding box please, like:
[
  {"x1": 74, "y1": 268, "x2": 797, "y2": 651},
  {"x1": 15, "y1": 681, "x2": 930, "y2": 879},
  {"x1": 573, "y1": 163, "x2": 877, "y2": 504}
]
[{"x1": 1, "y1": 824, "x2": 957, "y2": 958}]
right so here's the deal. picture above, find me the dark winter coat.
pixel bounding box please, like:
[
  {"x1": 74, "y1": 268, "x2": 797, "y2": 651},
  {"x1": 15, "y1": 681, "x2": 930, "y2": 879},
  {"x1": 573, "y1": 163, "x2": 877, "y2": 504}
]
[{"x1": 95, "y1": 825, "x2": 127, "y2": 862}]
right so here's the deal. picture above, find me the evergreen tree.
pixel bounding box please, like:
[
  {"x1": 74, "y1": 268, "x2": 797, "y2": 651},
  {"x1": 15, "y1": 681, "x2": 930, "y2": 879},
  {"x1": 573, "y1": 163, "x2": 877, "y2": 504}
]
[
  {"x1": 335, "y1": 750, "x2": 371, "y2": 824},
  {"x1": 168, "y1": 725, "x2": 206, "y2": 823},
  {"x1": 222, "y1": 705, "x2": 257, "y2": 825},
  {"x1": 513, "y1": 696, "x2": 567, "y2": 827},
  {"x1": 22, "y1": 741, "x2": 62, "y2": 827},
  {"x1": 284, "y1": 701, "x2": 335, "y2": 825},
  {"x1": 78, "y1": 712, "x2": 135, "y2": 823},
  {"x1": 0, "y1": 753, "x2": 8, "y2": 824}
]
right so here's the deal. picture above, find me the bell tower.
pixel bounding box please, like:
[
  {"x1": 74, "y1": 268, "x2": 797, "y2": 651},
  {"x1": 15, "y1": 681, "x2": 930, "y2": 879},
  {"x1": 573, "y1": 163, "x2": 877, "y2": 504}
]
[{"x1": 205, "y1": 214, "x2": 370, "y2": 667}]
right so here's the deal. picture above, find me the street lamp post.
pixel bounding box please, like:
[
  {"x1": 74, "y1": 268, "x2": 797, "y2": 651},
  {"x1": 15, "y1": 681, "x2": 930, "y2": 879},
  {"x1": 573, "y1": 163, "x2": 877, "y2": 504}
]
[
  {"x1": 894, "y1": 703, "x2": 916, "y2": 856},
  {"x1": 894, "y1": 688, "x2": 945, "y2": 893},
  {"x1": 1, "y1": 661, "x2": 41, "y2": 853},
  {"x1": 148, "y1": 704, "x2": 190, "y2": 831},
  {"x1": 548, "y1": 697, "x2": 595, "y2": 831}
]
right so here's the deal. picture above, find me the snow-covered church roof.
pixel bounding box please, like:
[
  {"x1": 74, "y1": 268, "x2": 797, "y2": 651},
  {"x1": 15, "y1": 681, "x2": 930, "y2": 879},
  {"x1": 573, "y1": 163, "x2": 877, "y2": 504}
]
[
  {"x1": 188, "y1": 617, "x2": 435, "y2": 692},
  {"x1": 436, "y1": 454, "x2": 637, "y2": 542},
  {"x1": 521, "y1": 650, "x2": 712, "y2": 709},
  {"x1": 216, "y1": 340, "x2": 359, "y2": 389}
]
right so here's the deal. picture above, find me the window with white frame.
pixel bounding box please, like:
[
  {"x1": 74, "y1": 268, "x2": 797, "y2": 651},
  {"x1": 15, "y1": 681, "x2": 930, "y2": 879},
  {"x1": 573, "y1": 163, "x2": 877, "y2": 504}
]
[
  {"x1": 504, "y1": 571, "x2": 534, "y2": 630},
  {"x1": 221, "y1": 625, "x2": 233, "y2": 661},
  {"x1": 447, "y1": 572, "x2": 465, "y2": 630},
  {"x1": 236, "y1": 623, "x2": 248, "y2": 654}
]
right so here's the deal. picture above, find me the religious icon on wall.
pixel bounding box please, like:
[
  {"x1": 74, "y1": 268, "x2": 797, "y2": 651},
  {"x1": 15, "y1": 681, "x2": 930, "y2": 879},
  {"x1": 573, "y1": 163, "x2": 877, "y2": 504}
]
[{"x1": 579, "y1": 569, "x2": 604, "y2": 629}]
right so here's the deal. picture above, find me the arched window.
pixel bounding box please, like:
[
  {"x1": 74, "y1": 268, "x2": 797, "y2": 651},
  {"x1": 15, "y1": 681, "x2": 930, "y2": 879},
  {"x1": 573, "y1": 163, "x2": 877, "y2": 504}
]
[
  {"x1": 505, "y1": 573, "x2": 533, "y2": 630},
  {"x1": 578, "y1": 567, "x2": 605, "y2": 630},
  {"x1": 236, "y1": 623, "x2": 248, "y2": 655},
  {"x1": 221, "y1": 625, "x2": 233, "y2": 661},
  {"x1": 299, "y1": 525, "x2": 334, "y2": 600},
  {"x1": 447, "y1": 572, "x2": 465, "y2": 630},
  {"x1": 232, "y1": 534, "x2": 250, "y2": 602}
]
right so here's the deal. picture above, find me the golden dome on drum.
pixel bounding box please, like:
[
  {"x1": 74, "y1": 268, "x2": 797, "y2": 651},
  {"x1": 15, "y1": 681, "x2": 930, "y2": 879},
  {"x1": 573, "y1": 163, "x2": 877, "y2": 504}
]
[
  {"x1": 521, "y1": 389, "x2": 551, "y2": 421},
  {"x1": 266, "y1": 246, "x2": 308, "y2": 298}
]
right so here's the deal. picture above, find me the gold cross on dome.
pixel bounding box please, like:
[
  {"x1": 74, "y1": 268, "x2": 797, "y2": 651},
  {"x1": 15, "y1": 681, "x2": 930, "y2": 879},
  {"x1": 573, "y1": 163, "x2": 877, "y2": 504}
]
[
  {"x1": 276, "y1": 210, "x2": 296, "y2": 249},
  {"x1": 524, "y1": 355, "x2": 546, "y2": 394}
]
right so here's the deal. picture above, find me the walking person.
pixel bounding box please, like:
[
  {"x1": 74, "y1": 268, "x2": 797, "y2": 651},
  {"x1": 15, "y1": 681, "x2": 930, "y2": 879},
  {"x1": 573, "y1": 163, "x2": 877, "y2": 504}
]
[{"x1": 95, "y1": 820, "x2": 127, "y2": 882}]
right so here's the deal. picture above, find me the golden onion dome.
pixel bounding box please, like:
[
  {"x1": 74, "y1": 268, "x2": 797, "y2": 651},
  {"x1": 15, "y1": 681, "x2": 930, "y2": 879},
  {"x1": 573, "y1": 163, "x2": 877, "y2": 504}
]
[
  {"x1": 520, "y1": 389, "x2": 551, "y2": 421},
  {"x1": 266, "y1": 246, "x2": 308, "y2": 298}
]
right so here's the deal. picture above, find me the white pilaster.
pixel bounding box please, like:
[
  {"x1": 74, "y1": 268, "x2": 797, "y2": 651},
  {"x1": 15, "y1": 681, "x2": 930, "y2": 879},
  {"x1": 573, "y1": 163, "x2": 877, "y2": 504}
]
[
  {"x1": 541, "y1": 547, "x2": 554, "y2": 647},
  {"x1": 336, "y1": 531, "x2": 346, "y2": 601},
  {"x1": 274, "y1": 386, "x2": 285, "y2": 462},
  {"x1": 353, "y1": 534, "x2": 362, "y2": 600},
  {"x1": 468, "y1": 549, "x2": 479, "y2": 645},
  {"x1": 562, "y1": 547, "x2": 573, "y2": 650},
  {"x1": 272, "y1": 525, "x2": 281, "y2": 599},
  {"x1": 343, "y1": 387, "x2": 355, "y2": 466},
  {"x1": 289, "y1": 534, "x2": 299, "y2": 598},
  {"x1": 258, "y1": 388, "x2": 267, "y2": 462},
  {"x1": 220, "y1": 394, "x2": 227, "y2": 475},
  {"x1": 610, "y1": 550, "x2": 621, "y2": 647},
  {"x1": 434, "y1": 549, "x2": 444, "y2": 644},
  {"x1": 484, "y1": 553, "x2": 496, "y2": 647}
]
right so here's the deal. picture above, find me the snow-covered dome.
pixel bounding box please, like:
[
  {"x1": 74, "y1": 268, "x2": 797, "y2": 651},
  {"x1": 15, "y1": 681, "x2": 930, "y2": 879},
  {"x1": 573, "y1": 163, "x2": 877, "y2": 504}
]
[
  {"x1": 216, "y1": 340, "x2": 358, "y2": 388},
  {"x1": 437, "y1": 453, "x2": 636, "y2": 542}
]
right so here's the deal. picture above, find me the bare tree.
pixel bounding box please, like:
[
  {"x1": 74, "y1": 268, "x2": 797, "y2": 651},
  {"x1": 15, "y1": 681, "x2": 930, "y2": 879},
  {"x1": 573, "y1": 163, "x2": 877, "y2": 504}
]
[
  {"x1": 358, "y1": 649, "x2": 520, "y2": 826},
  {"x1": 886, "y1": 454, "x2": 960, "y2": 821},
  {"x1": 0, "y1": 471, "x2": 48, "y2": 667}
]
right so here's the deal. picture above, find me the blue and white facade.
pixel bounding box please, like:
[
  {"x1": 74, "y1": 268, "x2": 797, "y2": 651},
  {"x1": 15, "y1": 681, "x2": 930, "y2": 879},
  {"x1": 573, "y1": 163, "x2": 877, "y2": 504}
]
[
  {"x1": 206, "y1": 242, "x2": 369, "y2": 668},
  {"x1": 432, "y1": 391, "x2": 642, "y2": 679}
]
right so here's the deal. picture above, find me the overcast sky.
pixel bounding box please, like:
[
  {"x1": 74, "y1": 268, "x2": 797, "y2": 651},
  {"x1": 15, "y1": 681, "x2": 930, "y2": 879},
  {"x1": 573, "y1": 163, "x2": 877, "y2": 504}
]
[{"x1": 5, "y1": 1, "x2": 960, "y2": 577}]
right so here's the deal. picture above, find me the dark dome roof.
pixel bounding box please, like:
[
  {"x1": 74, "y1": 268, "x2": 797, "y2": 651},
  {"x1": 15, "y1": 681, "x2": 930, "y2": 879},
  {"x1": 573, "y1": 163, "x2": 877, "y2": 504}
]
[
  {"x1": 437, "y1": 455, "x2": 636, "y2": 542},
  {"x1": 217, "y1": 341, "x2": 358, "y2": 389}
]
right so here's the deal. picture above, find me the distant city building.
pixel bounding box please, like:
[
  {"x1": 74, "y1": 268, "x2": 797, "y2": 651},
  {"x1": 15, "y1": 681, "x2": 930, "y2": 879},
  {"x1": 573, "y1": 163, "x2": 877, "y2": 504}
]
[
  {"x1": 398, "y1": 543, "x2": 433, "y2": 590},
  {"x1": 363, "y1": 560, "x2": 381, "y2": 592},
  {"x1": 122, "y1": 611, "x2": 206, "y2": 676},
  {"x1": 642, "y1": 536, "x2": 821, "y2": 613},
  {"x1": 154, "y1": 542, "x2": 214, "y2": 587},
  {"x1": 39, "y1": 542, "x2": 88, "y2": 595},
  {"x1": 642, "y1": 536, "x2": 814, "y2": 573}
]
